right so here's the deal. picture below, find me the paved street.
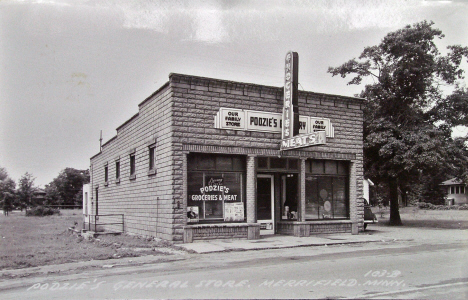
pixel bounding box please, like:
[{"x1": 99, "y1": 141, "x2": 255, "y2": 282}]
[{"x1": 1, "y1": 226, "x2": 467, "y2": 299}]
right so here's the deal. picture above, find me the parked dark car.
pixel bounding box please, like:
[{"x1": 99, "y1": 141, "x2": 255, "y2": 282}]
[{"x1": 364, "y1": 203, "x2": 378, "y2": 229}]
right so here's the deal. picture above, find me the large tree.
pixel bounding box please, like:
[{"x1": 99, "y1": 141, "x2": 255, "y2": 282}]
[
  {"x1": 328, "y1": 21, "x2": 468, "y2": 225},
  {"x1": 16, "y1": 172, "x2": 36, "y2": 210},
  {"x1": 45, "y1": 168, "x2": 90, "y2": 207},
  {"x1": 0, "y1": 167, "x2": 16, "y2": 215}
]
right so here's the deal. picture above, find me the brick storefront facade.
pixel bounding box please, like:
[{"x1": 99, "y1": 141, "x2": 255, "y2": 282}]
[{"x1": 89, "y1": 73, "x2": 364, "y2": 243}]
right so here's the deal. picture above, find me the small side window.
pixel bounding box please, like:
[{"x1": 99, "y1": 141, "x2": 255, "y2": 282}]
[
  {"x1": 148, "y1": 144, "x2": 157, "y2": 176},
  {"x1": 129, "y1": 153, "x2": 136, "y2": 180},
  {"x1": 104, "y1": 164, "x2": 108, "y2": 186},
  {"x1": 115, "y1": 160, "x2": 120, "y2": 183}
]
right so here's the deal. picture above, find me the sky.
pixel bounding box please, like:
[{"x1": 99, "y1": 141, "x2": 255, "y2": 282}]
[{"x1": 1, "y1": 0, "x2": 468, "y2": 187}]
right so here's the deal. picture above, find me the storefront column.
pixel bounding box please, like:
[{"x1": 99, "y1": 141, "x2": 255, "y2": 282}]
[
  {"x1": 349, "y1": 161, "x2": 359, "y2": 234},
  {"x1": 246, "y1": 155, "x2": 257, "y2": 223},
  {"x1": 299, "y1": 158, "x2": 306, "y2": 222}
]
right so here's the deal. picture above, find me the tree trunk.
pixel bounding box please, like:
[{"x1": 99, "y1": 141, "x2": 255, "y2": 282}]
[{"x1": 388, "y1": 178, "x2": 403, "y2": 226}]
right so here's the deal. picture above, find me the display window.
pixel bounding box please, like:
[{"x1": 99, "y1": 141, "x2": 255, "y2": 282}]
[
  {"x1": 187, "y1": 154, "x2": 246, "y2": 223},
  {"x1": 305, "y1": 160, "x2": 349, "y2": 220}
]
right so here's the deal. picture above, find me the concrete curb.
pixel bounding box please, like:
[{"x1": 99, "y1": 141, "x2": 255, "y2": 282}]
[{"x1": 0, "y1": 255, "x2": 187, "y2": 282}]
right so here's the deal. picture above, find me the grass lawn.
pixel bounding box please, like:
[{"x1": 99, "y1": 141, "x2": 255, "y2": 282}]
[
  {"x1": 372, "y1": 206, "x2": 468, "y2": 229},
  {"x1": 0, "y1": 210, "x2": 180, "y2": 270}
]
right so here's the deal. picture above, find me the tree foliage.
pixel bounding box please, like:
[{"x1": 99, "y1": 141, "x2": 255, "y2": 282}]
[
  {"x1": 0, "y1": 167, "x2": 16, "y2": 214},
  {"x1": 328, "y1": 21, "x2": 468, "y2": 225},
  {"x1": 45, "y1": 168, "x2": 90, "y2": 207},
  {"x1": 16, "y1": 172, "x2": 36, "y2": 210}
]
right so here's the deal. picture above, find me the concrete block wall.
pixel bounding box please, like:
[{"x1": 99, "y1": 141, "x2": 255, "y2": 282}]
[{"x1": 90, "y1": 84, "x2": 177, "y2": 241}]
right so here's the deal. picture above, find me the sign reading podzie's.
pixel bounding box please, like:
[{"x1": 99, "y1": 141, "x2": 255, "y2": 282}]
[
  {"x1": 246, "y1": 110, "x2": 280, "y2": 132},
  {"x1": 189, "y1": 178, "x2": 239, "y2": 201},
  {"x1": 280, "y1": 131, "x2": 326, "y2": 151}
]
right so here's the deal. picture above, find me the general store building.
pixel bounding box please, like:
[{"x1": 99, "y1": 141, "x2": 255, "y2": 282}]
[{"x1": 88, "y1": 70, "x2": 365, "y2": 243}]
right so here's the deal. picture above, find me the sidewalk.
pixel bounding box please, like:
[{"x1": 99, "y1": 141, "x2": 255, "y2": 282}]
[
  {"x1": 178, "y1": 231, "x2": 387, "y2": 253},
  {"x1": 178, "y1": 223, "x2": 468, "y2": 253}
]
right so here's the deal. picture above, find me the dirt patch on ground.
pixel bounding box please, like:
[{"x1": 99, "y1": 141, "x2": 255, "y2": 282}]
[{"x1": 0, "y1": 210, "x2": 186, "y2": 270}]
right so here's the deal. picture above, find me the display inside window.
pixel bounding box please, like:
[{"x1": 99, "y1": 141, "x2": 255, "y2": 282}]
[{"x1": 305, "y1": 160, "x2": 349, "y2": 220}]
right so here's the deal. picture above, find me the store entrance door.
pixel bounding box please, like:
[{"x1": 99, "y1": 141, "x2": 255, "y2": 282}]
[{"x1": 257, "y1": 174, "x2": 275, "y2": 235}]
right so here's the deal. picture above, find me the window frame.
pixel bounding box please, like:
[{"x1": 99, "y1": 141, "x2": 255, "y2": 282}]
[
  {"x1": 104, "y1": 163, "x2": 109, "y2": 186},
  {"x1": 148, "y1": 144, "x2": 156, "y2": 176},
  {"x1": 304, "y1": 159, "x2": 350, "y2": 221},
  {"x1": 187, "y1": 154, "x2": 246, "y2": 224},
  {"x1": 129, "y1": 150, "x2": 136, "y2": 180},
  {"x1": 115, "y1": 159, "x2": 120, "y2": 183}
]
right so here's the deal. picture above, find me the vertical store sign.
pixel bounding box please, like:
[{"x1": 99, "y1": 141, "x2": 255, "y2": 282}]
[
  {"x1": 280, "y1": 51, "x2": 327, "y2": 151},
  {"x1": 282, "y1": 51, "x2": 299, "y2": 140}
]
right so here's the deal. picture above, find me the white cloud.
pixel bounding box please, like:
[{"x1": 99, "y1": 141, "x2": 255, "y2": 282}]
[
  {"x1": 11, "y1": 0, "x2": 454, "y2": 43},
  {"x1": 191, "y1": 8, "x2": 228, "y2": 43}
]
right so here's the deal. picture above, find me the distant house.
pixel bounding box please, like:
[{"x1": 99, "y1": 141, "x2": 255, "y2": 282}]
[
  {"x1": 440, "y1": 178, "x2": 467, "y2": 205},
  {"x1": 32, "y1": 188, "x2": 46, "y2": 206}
]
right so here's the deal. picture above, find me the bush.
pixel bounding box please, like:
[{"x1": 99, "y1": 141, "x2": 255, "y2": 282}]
[
  {"x1": 418, "y1": 202, "x2": 468, "y2": 210},
  {"x1": 418, "y1": 202, "x2": 434, "y2": 209},
  {"x1": 26, "y1": 206, "x2": 61, "y2": 216}
]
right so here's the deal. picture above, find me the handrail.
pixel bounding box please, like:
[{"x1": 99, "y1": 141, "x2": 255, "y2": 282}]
[{"x1": 84, "y1": 213, "x2": 124, "y2": 234}]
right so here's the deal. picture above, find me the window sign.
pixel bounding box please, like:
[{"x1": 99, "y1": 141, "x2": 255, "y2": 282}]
[
  {"x1": 224, "y1": 202, "x2": 244, "y2": 221},
  {"x1": 187, "y1": 206, "x2": 199, "y2": 223},
  {"x1": 189, "y1": 177, "x2": 241, "y2": 202}
]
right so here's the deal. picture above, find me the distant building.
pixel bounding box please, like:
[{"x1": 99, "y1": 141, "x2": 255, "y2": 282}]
[
  {"x1": 32, "y1": 188, "x2": 46, "y2": 206},
  {"x1": 440, "y1": 178, "x2": 467, "y2": 205}
]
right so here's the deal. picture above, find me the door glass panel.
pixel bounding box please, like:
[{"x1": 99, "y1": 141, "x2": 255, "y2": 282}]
[
  {"x1": 281, "y1": 174, "x2": 298, "y2": 220},
  {"x1": 257, "y1": 177, "x2": 272, "y2": 220}
]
